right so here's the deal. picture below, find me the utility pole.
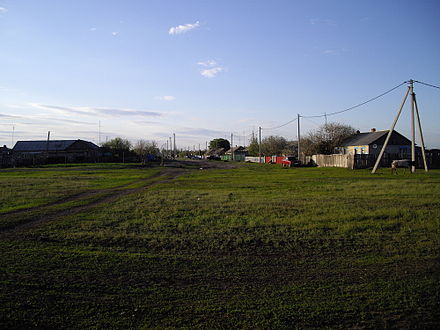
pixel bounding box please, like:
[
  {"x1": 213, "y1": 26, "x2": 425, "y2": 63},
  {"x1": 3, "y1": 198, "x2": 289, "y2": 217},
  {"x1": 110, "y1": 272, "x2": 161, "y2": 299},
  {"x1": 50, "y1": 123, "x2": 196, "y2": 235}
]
[
  {"x1": 231, "y1": 133, "x2": 234, "y2": 161},
  {"x1": 409, "y1": 80, "x2": 416, "y2": 173},
  {"x1": 413, "y1": 93, "x2": 428, "y2": 171},
  {"x1": 372, "y1": 82, "x2": 411, "y2": 173},
  {"x1": 324, "y1": 112, "x2": 328, "y2": 125},
  {"x1": 98, "y1": 120, "x2": 101, "y2": 145},
  {"x1": 46, "y1": 131, "x2": 51, "y2": 161},
  {"x1": 258, "y1": 126, "x2": 262, "y2": 163},
  {"x1": 173, "y1": 133, "x2": 176, "y2": 158},
  {"x1": 297, "y1": 114, "x2": 301, "y2": 161},
  {"x1": 169, "y1": 137, "x2": 172, "y2": 158},
  {"x1": 12, "y1": 125, "x2": 15, "y2": 148}
]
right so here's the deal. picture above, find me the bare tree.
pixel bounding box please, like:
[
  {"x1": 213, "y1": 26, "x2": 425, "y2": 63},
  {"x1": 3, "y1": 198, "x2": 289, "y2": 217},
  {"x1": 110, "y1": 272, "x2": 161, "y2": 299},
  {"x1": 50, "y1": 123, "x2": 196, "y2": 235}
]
[
  {"x1": 302, "y1": 122, "x2": 356, "y2": 155},
  {"x1": 133, "y1": 140, "x2": 159, "y2": 163}
]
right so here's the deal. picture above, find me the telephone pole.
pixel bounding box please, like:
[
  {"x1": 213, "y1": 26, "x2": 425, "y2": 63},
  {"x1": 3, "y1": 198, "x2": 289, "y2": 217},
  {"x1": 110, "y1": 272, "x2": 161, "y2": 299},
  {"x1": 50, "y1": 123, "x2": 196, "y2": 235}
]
[
  {"x1": 231, "y1": 133, "x2": 234, "y2": 161},
  {"x1": 173, "y1": 133, "x2": 176, "y2": 158},
  {"x1": 258, "y1": 126, "x2": 262, "y2": 163},
  {"x1": 297, "y1": 114, "x2": 301, "y2": 161}
]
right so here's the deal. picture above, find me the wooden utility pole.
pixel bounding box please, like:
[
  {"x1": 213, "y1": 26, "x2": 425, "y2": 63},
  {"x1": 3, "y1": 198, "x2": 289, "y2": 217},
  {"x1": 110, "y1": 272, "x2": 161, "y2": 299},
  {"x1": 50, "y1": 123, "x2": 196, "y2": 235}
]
[
  {"x1": 297, "y1": 114, "x2": 301, "y2": 161},
  {"x1": 258, "y1": 127, "x2": 262, "y2": 163},
  {"x1": 46, "y1": 131, "x2": 50, "y2": 161},
  {"x1": 173, "y1": 133, "x2": 176, "y2": 158},
  {"x1": 231, "y1": 133, "x2": 234, "y2": 161}
]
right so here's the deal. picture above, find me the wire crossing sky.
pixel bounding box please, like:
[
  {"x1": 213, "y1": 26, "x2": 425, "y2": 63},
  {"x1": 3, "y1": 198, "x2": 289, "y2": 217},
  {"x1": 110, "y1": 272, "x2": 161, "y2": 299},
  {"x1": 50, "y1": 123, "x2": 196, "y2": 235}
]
[{"x1": 1, "y1": 0, "x2": 439, "y2": 148}]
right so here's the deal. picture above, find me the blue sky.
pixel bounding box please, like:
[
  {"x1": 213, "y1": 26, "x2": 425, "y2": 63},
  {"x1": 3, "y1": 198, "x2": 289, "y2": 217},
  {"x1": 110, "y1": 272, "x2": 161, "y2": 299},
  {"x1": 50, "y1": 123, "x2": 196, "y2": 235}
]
[{"x1": 1, "y1": 0, "x2": 439, "y2": 149}]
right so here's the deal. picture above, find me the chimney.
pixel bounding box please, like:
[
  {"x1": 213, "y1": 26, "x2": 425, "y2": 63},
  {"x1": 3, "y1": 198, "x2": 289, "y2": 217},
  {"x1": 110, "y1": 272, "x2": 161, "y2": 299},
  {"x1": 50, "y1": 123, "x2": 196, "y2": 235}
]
[{"x1": 371, "y1": 128, "x2": 376, "y2": 132}]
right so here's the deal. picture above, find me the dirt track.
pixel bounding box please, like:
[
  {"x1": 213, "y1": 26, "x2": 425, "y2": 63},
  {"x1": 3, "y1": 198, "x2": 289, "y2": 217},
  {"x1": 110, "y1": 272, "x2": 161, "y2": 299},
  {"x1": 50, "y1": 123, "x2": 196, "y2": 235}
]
[{"x1": 0, "y1": 160, "x2": 237, "y2": 238}]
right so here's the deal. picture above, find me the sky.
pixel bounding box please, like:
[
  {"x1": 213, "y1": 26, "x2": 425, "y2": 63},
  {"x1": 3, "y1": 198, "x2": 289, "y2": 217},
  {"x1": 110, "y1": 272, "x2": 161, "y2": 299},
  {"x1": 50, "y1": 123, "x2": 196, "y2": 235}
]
[{"x1": 1, "y1": 0, "x2": 439, "y2": 149}]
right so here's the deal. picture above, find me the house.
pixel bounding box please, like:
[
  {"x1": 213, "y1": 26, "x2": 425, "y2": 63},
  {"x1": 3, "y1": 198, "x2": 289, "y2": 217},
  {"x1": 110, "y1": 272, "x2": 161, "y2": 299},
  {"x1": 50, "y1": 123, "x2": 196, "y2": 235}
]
[
  {"x1": 205, "y1": 147, "x2": 226, "y2": 158},
  {"x1": 13, "y1": 139, "x2": 101, "y2": 164},
  {"x1": 222, "y1": 146, "x2": 248, "y2": 161},
  {"x1": 338, "y1": 128, "x2": 412, "y2": 157},
  {"x1": 0, "y1": 145, "x2": 11, "y2": 155}
]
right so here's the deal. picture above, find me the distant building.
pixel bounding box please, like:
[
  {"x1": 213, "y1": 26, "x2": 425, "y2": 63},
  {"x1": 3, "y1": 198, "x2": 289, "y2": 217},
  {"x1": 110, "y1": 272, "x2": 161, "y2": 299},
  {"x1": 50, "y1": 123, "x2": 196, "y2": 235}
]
[
  {"x1": 13, "y1": 139, "x2": 101, "y2": 164},
  {"x1": 337, "y1": 128, "x2": 412, "y2": 157},
  {"x1": 222, "y1": 146, "x2": 248, "y2": 161}
]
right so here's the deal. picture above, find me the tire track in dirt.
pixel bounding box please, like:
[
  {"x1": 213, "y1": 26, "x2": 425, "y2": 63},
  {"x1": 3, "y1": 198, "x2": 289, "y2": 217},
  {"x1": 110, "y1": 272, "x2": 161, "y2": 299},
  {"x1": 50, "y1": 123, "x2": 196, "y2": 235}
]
[
  {"x1": 0, "y1": 170, "x2": 166, "y2": 217},
  {"x1": 0, "y1": 168, "x2": 188, "y2": 237}
]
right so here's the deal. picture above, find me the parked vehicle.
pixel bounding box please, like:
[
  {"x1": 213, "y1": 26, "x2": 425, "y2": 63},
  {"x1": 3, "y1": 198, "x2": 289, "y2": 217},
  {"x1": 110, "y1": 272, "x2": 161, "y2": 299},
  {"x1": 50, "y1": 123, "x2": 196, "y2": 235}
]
[
  {"x1": 207, "y1": 155, "x2": 221, "y2": 160},
  {"x1": 281, "y1": 156, "x2": 301, "y2": 167}
]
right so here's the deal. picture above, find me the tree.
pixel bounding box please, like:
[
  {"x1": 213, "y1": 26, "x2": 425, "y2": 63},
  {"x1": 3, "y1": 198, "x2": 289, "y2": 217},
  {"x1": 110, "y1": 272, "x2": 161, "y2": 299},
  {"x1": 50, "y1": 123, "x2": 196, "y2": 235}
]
[
  {"x1": 209, "y1": 138, "x2": 230, "y2": 151},
  {"x1": 247, "y1": 136, "x2": 259, "y2": 156},
  {"x1": 101, "y1": 137, "x2": 132, "y2": 151},
  {"x1": 133, "y1": 140, "x2": 159, "y2": 157},
  {"x1": 260, "y1": 135, "x2": 288, "y2": 156},
  {"x1": 302, "y1": 122, "x2": 356, "y2": 155}
]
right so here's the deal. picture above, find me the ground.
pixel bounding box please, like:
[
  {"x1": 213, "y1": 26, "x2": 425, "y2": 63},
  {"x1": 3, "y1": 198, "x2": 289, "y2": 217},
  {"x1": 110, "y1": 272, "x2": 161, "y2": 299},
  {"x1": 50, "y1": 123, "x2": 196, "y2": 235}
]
[{"x1": 1, "y1": 161, "x2": 439, "y2": 328}]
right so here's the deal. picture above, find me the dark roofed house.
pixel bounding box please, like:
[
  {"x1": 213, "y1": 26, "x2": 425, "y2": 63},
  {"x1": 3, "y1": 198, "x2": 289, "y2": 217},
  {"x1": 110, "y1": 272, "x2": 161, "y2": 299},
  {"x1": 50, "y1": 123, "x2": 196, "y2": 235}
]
[
  {"x1": 338, "y1": 128, "x2": 412, "y2": 157},
  {"x1": 13, "y1": 139, "x2": 101, "y2": 164},
  {"x1": 222, "y1": 146, "x2": 248, "y2": 161}
]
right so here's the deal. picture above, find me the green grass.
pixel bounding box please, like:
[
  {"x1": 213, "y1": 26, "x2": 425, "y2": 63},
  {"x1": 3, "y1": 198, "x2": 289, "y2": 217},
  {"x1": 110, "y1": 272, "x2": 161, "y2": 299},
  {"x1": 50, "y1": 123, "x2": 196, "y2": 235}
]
[{"x1": 1, "y1": 164, "x2": 439, "y2": 328}]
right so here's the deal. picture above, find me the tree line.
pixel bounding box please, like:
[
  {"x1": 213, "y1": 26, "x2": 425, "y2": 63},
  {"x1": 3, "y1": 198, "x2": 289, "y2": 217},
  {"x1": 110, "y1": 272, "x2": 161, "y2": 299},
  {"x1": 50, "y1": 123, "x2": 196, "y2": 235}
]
[{"x1": 102, "y1": 122, "x2": 356, "y2": 159}]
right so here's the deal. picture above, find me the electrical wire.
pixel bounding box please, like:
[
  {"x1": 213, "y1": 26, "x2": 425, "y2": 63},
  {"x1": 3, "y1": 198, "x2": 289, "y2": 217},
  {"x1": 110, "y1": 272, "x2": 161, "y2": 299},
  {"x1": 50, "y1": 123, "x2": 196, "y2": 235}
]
[
  {"x1": 302, "y1": 81, "x2": 408, "y2": 119},
  {"x1": 414, "y1": 80, "x2": 440, "y2": 90},
  {"x1": 262, "y1": 117, "x2": 297, "y2": 130},
  {"x1": 260, "y1": 81, "x2": 408, "y2": 130}
]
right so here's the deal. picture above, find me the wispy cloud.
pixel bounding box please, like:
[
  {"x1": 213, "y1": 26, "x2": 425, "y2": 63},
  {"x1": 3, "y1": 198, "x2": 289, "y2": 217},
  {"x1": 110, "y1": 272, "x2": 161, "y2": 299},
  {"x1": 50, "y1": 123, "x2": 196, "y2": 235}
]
[
  {"x1": 30, "y1": 104, "x2": 162, "y2": 118},
  {"x1": 156, "y1": 96, "x2": 175, "y2": 101},
  {"x1": 168, "y1": 21, "x2": 200, "y2": 35},
  {"x1": 197, "y1": 59, "x2": 225, "y2": 78},
  {"x1": 176, "y1": 128, "x2": 227, "y2": 136},
  {"x1": 0, "y1": 113, "x2": 22, "y2": 119},
  {"x1": 322, "y1": 48, "x2": 348, "y2": 55},
  {"x1": 111, "y1": 31, "x2": 119, "y2": 36},
  {"x1": 197, "y1": 60, "x2": 217, "y2": 67},
  {"x1": 89, "y1": 27, "x2": 97, "y2": 32},
  {"x1": 201, "y1": 67, "x2": 224, "y2": 78},
  {"x1": 310, "y1": 18, "x2": 336, "y2": 26},
  {"x1": 0, "y1": 7, "x2": 7, "y2": 14}
]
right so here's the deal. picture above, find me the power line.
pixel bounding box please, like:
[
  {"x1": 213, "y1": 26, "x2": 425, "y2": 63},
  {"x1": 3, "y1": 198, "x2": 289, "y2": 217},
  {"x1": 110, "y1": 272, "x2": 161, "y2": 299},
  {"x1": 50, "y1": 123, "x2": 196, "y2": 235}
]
[
  {"x1": 302, "y1": 81, "x2": 408, "y2": 119},
  {"x1": 414, "y1": 80, "x2": 440, "y2": 90},
  {"x1": 262, "y1": 117, "x2": 297, "y2": 130}
]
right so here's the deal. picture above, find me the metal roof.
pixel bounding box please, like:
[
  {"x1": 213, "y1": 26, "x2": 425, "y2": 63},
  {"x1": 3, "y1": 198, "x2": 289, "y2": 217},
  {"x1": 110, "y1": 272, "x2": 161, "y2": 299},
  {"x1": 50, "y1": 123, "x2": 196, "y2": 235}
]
[
  {"x1": 340, "y1": 131, "x2": 388, "y2": 147},
  {"x1": 340, "y1": 130, "x2": 411, "y2": 147},
  {"x1": 13, "y1": 140, "x2": 98, "y2": 152}
]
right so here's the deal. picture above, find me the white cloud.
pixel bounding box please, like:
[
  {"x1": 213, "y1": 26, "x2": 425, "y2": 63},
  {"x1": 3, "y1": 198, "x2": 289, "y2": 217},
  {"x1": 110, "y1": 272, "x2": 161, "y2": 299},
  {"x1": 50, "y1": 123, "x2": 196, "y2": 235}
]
[
  {"x1": 30, "y1": 104, "x2": 162, "y2": 118},
  {"x1": 197, "y1": 60, "x2": 217, "y2": 67},
  {"x1": 111, "y1": 31, "x2": 119, "y2": 36},
  {"x1": 168, "y1": 21, "x2": 200, "y2": 35},
  {"x1": 156, "y1": 96, "x2": 176, "y2": 101},
  {"x1": 89, "y1": 27, "x2": 97, "y2": 32},
  {"x1": 200, "y1": 67, "x2": 224, "y2": 78},
  {"x1": 0, "y1": 7, "x2": 7, "y2": 14}
]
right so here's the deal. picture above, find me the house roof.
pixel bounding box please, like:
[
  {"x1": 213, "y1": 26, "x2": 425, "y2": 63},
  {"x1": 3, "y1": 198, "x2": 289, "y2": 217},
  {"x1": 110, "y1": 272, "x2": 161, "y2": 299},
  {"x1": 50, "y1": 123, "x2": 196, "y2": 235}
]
[
  {"x1": 13, "y1": 140, "x2": 99, "y2": 152},
  {"x1": 340, "y1": 130, "x2": 411, "y2": 147},
  {"x1": 225, "y1": 146, "x2": 247, "y2": 154}
]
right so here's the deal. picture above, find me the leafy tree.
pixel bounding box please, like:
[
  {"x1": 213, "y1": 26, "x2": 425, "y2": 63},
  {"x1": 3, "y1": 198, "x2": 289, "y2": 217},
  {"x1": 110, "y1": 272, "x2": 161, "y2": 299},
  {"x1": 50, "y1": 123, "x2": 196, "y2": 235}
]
[
  {"x1": 247, "y1": 136, "x2": 259, "y2": 156},
  {"x1": 133, "y1": 140, "x2": 159, "y2": 157},
  {"x1": 302, "y1": 122, "x2": 356, "y2": 155},
  {"x1": 209, "y1": 138, "x2": 230, "y2": 151},
  {"x1": 101, "y1": 137, "x2": 132, "y2": 151},
  {"x1": 261, "y1": 135, "x2": 288, "y2": 156}
]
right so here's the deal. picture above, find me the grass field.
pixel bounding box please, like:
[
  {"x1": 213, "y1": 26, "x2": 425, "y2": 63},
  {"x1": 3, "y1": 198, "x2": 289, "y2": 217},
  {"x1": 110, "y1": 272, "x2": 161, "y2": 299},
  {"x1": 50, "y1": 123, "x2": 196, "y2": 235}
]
[{"x1": 1, "y1": 162, "x2": 439, "y2": 328}]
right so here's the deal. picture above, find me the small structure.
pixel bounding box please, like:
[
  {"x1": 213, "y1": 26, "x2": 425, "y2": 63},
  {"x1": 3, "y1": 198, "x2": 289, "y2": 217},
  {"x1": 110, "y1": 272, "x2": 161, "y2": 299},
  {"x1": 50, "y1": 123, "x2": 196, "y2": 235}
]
[
  {"x1": 0, "y1": 145, "x2": 12, "y2": 167},
  {"x1": 13, "y1": 139, "x2": 100, "y2": 164},
  {"x1": 337, "y1": 128, "x2": 412, "y2": 157},
  {"x1": 205, "y1": 147, "x2": 226, "y2": 158},
  {"x1": 222, "y1": 146, "x2": 247, "y2": 161}
]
